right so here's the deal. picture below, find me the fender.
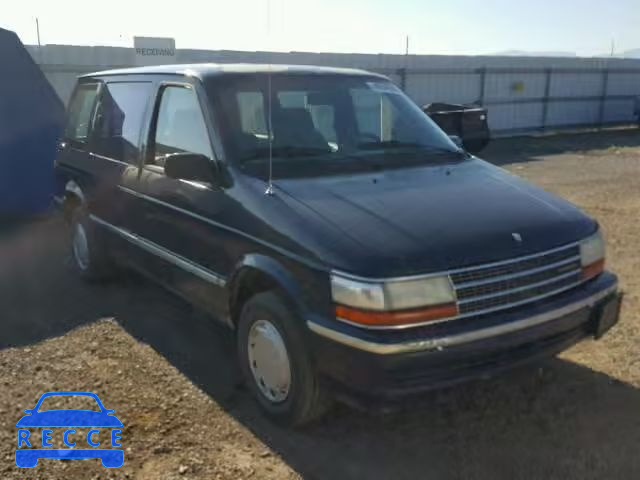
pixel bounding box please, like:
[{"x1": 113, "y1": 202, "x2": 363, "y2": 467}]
[{"x1": 228, "y1": 254, "x2": 311, "y2": 321}]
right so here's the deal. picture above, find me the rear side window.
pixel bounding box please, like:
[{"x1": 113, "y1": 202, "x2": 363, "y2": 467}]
[
  {"x1": 150, "y1": 85, "x2": 212, "y2": 164},
  {"x1": 92, "y1": 82, "x2": 153, "y2": 163},
  {"x1": 65, "y1": 83, "x2": 99, "y2": 143}
]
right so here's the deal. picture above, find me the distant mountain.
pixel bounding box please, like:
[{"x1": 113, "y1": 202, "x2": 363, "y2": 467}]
[
  {"x1": 492, "y1": 48, "x2": 640, "y2": 59},
  {"x1": 592, "y1": 49, "x2": 640, "y2": 58},
  {"x1": 621, "y1": 49, "x2": 640, "y2": 58},
  {"x1": 491, "y1": 50, "x2": 577, "y2": 57}
]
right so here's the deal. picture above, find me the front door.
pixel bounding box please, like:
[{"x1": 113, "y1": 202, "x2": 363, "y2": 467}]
[{"x1": 131, "y1": 81, "x2": 230, "y2": 316}]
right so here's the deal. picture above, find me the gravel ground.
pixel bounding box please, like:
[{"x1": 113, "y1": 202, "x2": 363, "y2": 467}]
[{"x1": 1, "y1": 129, "x2": 639, "y2": 479}]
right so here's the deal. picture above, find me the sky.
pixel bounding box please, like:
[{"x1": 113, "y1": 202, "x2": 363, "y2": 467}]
[{"x1": 2, "y1": 0, "x2": 639, "y2": 57}]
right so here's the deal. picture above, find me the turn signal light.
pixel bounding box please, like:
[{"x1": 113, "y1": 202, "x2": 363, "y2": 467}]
[
  {"x1": 582, "y1": 258, "x2": 605, "y2": 280},
  {"x1": 335, "y1": 303, "x2": 458, "y2": 327}
]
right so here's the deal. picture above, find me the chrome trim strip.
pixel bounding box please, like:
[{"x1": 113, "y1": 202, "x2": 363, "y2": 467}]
[
  {"x1": 308, "y1": 282, "x2": 618, "y2": 354},
  {"x1": 447, "y1": 241, "x2": 580, "y2": 275},
  {"x1": 333, "y1": 314, "x2": 460, "y2": 331},
  {"x1": 89, "y1": 214, "x2": 227, "y2": 287},
  {"x1": 141, "y1": 164, "x2": 212, "y2": 191},
  {"x1": 457, "y1": 269, "x2": 581, "y2": 305},
  {"x1": 333, "y1": 241, "x2": 580, "y2": 283},
  {"x1": 454, "y1": 255, "x2": 581, "y2": 289},
  {"x1": 119, "y1": 185, "x2": 147, "y2": 197},
  {"x1": 90, "y1": 153, "x2": 131, "y2": 167}
]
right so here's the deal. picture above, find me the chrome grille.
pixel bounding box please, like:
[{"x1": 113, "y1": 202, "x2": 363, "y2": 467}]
[{"x1": 451, "y1": 244, "x2": 583, "y2": 316}]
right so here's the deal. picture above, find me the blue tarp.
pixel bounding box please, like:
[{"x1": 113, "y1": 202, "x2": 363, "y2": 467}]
[{"x1": 0, "y1": 28, "x2": 65, "y2": 215}]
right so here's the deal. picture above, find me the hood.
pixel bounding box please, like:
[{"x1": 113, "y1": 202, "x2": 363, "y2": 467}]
[
  {"x1": 16, "y1": 410, "x2": 123, "y2": 427},
  {"x1": 273, "y1": 158, "x2": 596, "y2": 277}
]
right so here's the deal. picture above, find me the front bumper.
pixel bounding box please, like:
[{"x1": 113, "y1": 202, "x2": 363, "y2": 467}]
[{"x1": 308, "y1": 272, "x2": 621, "y2": 400}]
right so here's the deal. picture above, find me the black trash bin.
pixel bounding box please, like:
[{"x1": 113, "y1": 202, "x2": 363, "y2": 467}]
[
  {"x1": 0, "y1": 28, "x2": 65, "y2": 216},
  {"x1": 423, "y1": 102, "x2": 490, "y2": 154}
]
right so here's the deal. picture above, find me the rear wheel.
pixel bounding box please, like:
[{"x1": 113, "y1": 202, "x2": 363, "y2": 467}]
[
  {"x1": 14, "y1": 451, "x2": 38, "y2": 468},
  {"x1": 101, "y1": 450, "x2": 125, "y2": 468},
  {"x1": 70, "y1": 208, "x2": 115, "y2": 281},
  {"x1": 237, "y1": 291, "x2": 331, "y2": 426}
]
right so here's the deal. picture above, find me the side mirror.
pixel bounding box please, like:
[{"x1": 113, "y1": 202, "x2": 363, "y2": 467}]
[
  {"x1": 164, "y1": 153, "x2": 215, "y2": 184},
  {"x1": 448, "y1": 135, "x2": 464, "y2": 149},
  {"x1": 24, "y1": 409, "x2": 34, "y2": 414}
]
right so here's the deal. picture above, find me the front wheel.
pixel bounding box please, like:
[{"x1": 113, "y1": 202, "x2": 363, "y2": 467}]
[
  {"x1": 15, "y1": 451, "x2": 38, "y2": 468},
  {"x1": 237, "y1": 291, "x2": 331, "y2": 426}
]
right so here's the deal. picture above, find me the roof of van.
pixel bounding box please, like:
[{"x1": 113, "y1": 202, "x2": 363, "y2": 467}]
[{"x1": 82, "y1": 63, "x2": 387, "y2": 80}]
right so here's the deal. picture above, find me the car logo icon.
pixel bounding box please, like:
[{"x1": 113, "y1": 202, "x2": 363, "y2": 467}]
[
  {"x1": 512, "y1": 232, "x2": 523, "y2": 243},
  {"x1": 15, "y1": 391, "x2": 124, "y2": 468}
]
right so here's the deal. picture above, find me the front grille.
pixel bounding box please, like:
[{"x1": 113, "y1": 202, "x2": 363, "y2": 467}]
[{"x1": 451, "y1": 243, "x2": 583, "y2": 317}]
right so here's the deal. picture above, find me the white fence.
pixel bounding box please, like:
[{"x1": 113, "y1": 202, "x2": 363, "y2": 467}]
[{"x1": 27, "y1": 44, "x2": 640, "y2": 135}]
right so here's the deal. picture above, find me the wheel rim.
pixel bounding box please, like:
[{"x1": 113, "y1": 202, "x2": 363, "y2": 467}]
[
  {"x1": 72, "y1": 222, "x2": 90, "y2": 271},
  {"x1": 248, "y1": 319, "x2": 291, "y2": 403}
]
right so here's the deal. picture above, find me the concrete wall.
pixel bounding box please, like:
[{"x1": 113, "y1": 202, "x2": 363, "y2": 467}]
[{"x1": 26, "y1": 44, "x2": 640, "y2": 134}]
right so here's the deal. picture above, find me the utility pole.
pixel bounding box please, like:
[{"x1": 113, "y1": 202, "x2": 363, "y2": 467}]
[
  {"x1": 610, "y1": 37, "x2": 615, "y2": 57},
  {"x1": 35, "y1": 18, "x2": 41, "y2": 47},
  {"x1": 35, "y1": 17, "x2": 42, "y2": 64},
  {"x1": 398, "y1": 34, "x2": 409, "y2": 91}
]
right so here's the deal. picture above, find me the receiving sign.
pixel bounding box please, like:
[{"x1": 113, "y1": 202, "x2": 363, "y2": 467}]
[{"x1": 134, "y1": 37, "x2": 176, "y2": 66}]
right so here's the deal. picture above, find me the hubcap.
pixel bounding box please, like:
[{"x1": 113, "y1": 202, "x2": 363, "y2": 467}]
[
  {"x1": 72, "y1": 223, "x2": 90, "y2": 271},
  {"x1": 248, "y1": 319, "x2": 291, "y2": 403}
]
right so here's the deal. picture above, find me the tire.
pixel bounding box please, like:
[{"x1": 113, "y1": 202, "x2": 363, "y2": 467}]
[
  {"x1": 70, "y1": 207, "x2": 115, "y2": 281},
  {"x1": 237, "y1": 291, "x2": 331, "y2": 426},
  {"x1": 101, "y1": 450, "x2": 125, "y2": 468},
  {"x1": 14, "y1": 451, "x2": 38, "y2": 468}
]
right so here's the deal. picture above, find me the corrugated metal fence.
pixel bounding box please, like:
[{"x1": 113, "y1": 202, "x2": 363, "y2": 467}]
[{"x1": 27, "y1": 44, "x2": 640, "y2": 135}]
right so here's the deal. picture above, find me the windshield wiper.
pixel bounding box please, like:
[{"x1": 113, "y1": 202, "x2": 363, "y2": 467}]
[
  {"x1": 357, "y1": 140, "x2": 423, "y2": 150},
  {"x1": 356, "y1": 140, "x2": 461, "y2": 155},
  {"x1": 241, "y1": 145, "x2": 332, "y2": 162}
]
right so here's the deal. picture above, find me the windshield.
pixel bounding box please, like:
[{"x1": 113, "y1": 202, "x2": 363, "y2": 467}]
[
  {"x1": 207, "y1": 74, "x2": 462, "y2": 178},
  {"x1": 37, "y1": 395, "x2": 101, "y2": 412}
]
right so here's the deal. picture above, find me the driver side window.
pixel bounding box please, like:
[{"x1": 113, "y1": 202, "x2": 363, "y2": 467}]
[{"x1": 150, "y1": 85, "x2": 212, "y2": 166}]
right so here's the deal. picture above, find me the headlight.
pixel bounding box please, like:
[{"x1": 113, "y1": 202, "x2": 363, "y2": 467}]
[
  {"x1": 330, "y1": 275, "x2": 385, "y2": 311},
  {"x1": 384, "y1": 276, "x2": 455, "y2": 310},
  {"x1": 580, "y1": 230, "x2": 605, "y2": 280},
  {"x1": 330, "y1": 273, "x2": 457, "y2": 327}
]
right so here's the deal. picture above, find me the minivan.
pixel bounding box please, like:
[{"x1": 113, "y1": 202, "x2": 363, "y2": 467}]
[{"x1": 56, "y1": 64, "x2": 622, "y2": 426}]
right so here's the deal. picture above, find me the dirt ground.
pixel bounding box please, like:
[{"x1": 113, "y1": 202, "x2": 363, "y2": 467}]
[{"x1": 1, "y1": 129, "x2": 639, "y2": 480}]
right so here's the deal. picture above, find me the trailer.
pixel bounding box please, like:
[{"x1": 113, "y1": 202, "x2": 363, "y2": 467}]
[
  {"x1": 0, "y1": 28, "x2": 64, "y2": 216},
  {"x1": 423, "y1": 102, "x2": 491, "y2": 154}
]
